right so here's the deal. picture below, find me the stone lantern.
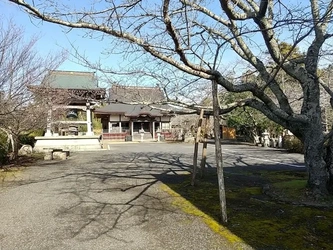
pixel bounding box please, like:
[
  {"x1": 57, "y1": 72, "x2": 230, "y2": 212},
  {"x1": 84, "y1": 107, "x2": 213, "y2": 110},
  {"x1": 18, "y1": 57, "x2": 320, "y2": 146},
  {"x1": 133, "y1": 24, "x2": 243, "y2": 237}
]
[
  {"x1": 262, "y1": 130, "x2": 270, "y2": 147},
  {"x1": 156, "y1": 129, "x2": 161, "y2": 142},
  {"x1": 139, "y1": 128, "x2": 145, "y2": 142}
]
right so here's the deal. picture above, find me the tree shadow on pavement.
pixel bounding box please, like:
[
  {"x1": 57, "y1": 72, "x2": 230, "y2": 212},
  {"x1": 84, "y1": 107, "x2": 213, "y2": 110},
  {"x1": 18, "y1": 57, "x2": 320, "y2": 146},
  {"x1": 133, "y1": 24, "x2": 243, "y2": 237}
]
[
  {"x1": 8, "y1": 149, "x2": 332, "y2": 249},
  {"x1": 42, "y1": 152, "x2": 194, "y2": 244}
]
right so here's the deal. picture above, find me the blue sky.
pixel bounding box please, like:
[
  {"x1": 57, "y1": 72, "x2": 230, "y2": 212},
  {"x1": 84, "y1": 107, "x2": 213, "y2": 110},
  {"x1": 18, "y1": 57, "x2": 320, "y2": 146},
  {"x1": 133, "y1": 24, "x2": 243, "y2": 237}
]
[
  {"x1": 1, "y1": 0, "x2": 123, "y2": 81},
  {"x1": 1, "y1": 0, "x2": 327, "y2": 87}
]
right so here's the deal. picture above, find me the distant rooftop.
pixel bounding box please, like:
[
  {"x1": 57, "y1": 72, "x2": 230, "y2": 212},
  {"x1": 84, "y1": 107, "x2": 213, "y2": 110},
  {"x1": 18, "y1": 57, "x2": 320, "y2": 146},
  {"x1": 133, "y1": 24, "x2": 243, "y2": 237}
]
[
  {"x1": 109, "y1": 84, "x2": 165, "y2": 103},
  {"x1": 42, "y1": 70, "x2": 100, "y2": 90},
  {"x1": 95, "y1": 103, "x2": 172, "y2": 117}
]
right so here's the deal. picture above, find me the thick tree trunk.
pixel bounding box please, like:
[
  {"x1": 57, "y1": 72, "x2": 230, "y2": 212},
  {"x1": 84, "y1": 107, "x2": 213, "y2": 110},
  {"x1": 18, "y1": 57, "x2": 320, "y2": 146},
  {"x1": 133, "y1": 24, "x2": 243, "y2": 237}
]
[
  {"x1": 327, "y1": 159, "x2": 333, "y2": 194},
  {"x1": 297, "y1": 77, "x2": 330, "y2": 197},
  {"x1": 324, "y1": 137, "x2": 333, "y2": 194},
  {"x1": 303, "y1": 124, "x2": 328, "y2": 196}
]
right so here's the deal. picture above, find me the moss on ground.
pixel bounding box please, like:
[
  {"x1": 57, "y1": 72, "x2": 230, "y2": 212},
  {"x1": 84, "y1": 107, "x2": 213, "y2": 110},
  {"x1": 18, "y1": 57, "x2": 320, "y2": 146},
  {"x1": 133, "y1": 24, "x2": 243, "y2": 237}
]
[
  {"x1": 0, "y1": 168, "x2": 22, "y2": 182},
  {"x1": 0, "y1": 154, "x2": 42, "y2": 183},
  {"x1": 163, "y1": 170, "x2": 333, "y2": 250}
]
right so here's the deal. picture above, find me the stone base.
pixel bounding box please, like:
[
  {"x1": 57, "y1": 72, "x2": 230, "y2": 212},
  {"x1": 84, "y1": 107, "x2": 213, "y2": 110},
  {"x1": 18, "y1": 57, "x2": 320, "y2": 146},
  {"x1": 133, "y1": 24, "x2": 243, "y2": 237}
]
[
  {"x1": 53, "y1": 151, "x2": 68, "y2": 160},
  {"x1": 184, "y1": 136, "x2": 195, "y2": 143},
  {"x1": 34, "y1": 136, "x2": 102, "y2": 152}
]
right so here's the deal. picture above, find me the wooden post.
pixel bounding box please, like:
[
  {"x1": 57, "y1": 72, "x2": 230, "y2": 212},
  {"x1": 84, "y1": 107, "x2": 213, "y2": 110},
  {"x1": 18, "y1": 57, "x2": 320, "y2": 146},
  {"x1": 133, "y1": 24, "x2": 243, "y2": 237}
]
[
  {"x1": 212, "y1": 80, "x2": 227, "y2": 223},
  {"x1": 191, "y1": 109, "x2": 204, "y2": 186},
  {"x1": 200, "y1": 116, "x2": 209, "y2": 178}
]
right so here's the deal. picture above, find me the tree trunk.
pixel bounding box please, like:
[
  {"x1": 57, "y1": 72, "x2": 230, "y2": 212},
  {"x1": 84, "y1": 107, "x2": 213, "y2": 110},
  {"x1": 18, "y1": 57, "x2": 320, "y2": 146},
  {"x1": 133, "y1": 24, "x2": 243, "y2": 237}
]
[
  {"x1": 212, "y1": 80, "x2": 227, "y2": 223},
  {"x1": 200, "y1": 117, "x2": 208, "y2": 178},
  {"x1": 303, "y1": 123, "x2": 328, "y2": 196},
  {"x1": 324, "y1": 138, "x2": 333, "y2": 194},
  {"x1": 11, "y1": 133, "x2": 20, "y2": 160},
  {"x1": 191, "y1": 109, "x2": 204, "y2": 186}
]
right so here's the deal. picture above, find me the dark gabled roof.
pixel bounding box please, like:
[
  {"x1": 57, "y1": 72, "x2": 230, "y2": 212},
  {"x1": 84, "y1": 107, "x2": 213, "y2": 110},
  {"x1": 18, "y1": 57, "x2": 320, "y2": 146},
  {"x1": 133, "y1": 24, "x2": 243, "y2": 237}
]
[
  {"x1": 109, "y1": 84, "x2": 165, "y2": 103},
  {"x1": 95, "y1": 103, "x2": 173, "y2": 117},
  {"x1": 42, "y1": 70, "x2": 100, "y2": 90},
  {"x1": 35, "y1": 70, "x2": 107, "y2": 102}
]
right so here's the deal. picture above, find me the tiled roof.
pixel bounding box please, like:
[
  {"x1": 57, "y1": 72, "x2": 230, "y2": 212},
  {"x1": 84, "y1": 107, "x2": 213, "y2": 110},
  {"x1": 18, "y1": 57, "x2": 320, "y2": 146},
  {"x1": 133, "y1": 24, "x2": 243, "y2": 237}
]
[
  {"x1": 109, "y1": 85, "x2": 165, "y2": 103},
  {"x1": 95, "y1": 103, "x2": 173, "y2": 117},
  {"x1": 43, "y1": 70, "x2": 100, "y2": 89}
]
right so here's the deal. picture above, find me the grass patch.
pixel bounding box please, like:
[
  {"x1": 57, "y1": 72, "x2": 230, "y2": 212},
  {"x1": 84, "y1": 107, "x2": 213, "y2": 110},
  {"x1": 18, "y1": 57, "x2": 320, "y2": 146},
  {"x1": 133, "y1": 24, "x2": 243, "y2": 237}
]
[
  {"x1": 0, "y1": 154, "x2": 42, "y2": 183},
  {"x1": 30, "y1": 152, "x2": 45, "y2": 160},
  {"x1": 163, "y1": 170, "x2": 333, "y2": 250},
  {"x1": 273, "y1": 179, "x2": 307, "y2": 189}
]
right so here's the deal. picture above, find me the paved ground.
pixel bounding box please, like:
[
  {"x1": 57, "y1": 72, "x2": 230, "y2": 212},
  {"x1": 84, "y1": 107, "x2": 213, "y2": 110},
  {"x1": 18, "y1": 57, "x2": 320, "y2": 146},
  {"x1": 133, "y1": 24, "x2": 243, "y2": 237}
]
[{"x1": 0, "y1": 142, "x2": 304, "y2": 250}]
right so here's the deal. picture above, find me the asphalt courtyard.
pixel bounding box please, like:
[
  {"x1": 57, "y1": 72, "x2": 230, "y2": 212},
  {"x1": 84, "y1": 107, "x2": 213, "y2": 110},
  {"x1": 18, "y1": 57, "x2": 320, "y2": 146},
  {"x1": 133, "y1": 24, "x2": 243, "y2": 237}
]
[{"x1": 0, "y1": 142, "x2": 304, "y2": 250}]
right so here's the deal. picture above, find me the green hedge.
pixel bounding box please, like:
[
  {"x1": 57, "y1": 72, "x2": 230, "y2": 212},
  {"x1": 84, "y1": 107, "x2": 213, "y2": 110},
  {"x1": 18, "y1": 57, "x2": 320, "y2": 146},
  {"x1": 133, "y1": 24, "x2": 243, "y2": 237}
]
[
  {"x1": 283, "y1": 136, "x2": 304, "y2": 153},
  {"x1": 0, "y1": 132, "x2": 9, "y2": 165},
  {"x1": 19, "y1": 129, "x2": 44, "y2": 147},
  {"x1": 19, "y1": 134, "x2": 35, "y2": 147}
]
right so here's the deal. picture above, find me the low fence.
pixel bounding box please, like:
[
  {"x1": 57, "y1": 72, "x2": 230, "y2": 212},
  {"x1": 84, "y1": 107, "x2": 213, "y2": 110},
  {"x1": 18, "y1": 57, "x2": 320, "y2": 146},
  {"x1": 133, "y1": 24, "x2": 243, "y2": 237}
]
[
  {"x1": 102, "y1": 132, "x2": 128, "y2": 140},
  {"x1": 102, "y1": 131, "x2": 184, "y2": 142},
  {"x1": 161, "y1": 132, "x2": 174, "y2": 141}
]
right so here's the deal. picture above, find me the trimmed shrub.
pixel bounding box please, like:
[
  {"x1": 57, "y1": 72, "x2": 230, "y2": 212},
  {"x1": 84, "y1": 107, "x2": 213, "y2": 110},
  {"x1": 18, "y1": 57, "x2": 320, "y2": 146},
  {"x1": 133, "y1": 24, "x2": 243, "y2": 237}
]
[
  {"x1": 283, "y1": 136, "x2": 304, "y2": 153},
  {"x1": 19, "y1": 133, "x2": 36, "y2": 147},
  {"x1": 19, "y1": 130, "x2": 43, "y2": 147}
]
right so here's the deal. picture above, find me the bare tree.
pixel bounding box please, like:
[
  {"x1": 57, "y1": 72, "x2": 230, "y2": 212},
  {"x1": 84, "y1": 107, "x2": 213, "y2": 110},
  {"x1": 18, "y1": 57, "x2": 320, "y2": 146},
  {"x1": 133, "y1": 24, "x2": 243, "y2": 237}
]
[
  {"x1": 8, "y1": 0, "x2": 333, "y2": 199},
  {"x1": 0, "y1": 18, "x2": 65, "y2": 159}
]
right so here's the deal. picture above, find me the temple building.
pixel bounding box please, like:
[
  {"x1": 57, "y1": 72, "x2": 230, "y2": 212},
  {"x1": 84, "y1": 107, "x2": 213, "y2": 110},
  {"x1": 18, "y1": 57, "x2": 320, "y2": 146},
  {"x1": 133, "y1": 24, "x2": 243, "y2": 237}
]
[
  {"x1": 32, "y1": 70, "x2": 106, "y2": 151},
  {"x1": 94, "y1": 85, "x2": 174, "y2": 141}
]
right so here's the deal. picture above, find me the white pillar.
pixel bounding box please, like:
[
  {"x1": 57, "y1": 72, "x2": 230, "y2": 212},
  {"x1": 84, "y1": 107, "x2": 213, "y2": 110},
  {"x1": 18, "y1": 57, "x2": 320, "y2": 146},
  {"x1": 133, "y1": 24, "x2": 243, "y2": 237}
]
[
  {"x1": 86, "y1": 103, "x2": 93, "y2": 136},
  {"x1": 131, "y1": 121, "x2": 134, "y2": 138},
  {"x1": 108, "y1": 115, "x2": 112, "y2": 133},
  {"x1": 45, "y1": 109, "x2": 52, "y2": 137},
  {"x1": 119, "y1": 121, "x2": 122, "y2": 133},
  {"x1": 159, "y1": 122, "x2": 162, "y2": 131},
  {"x1": 152, "y1": 121, "x2": 156, "y2": 140}
]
